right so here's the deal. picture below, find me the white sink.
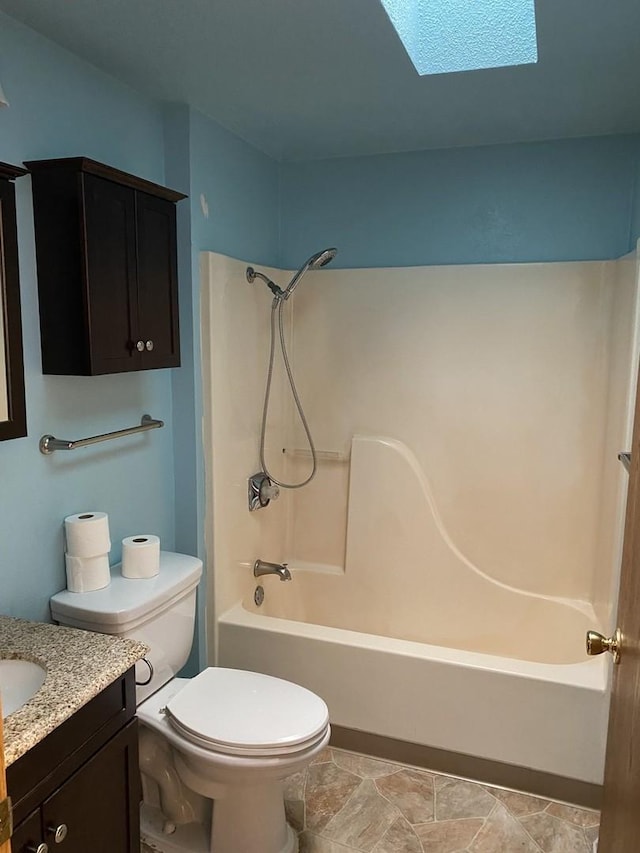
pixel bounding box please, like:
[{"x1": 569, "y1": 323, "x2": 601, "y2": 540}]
[{"x1": 0, "y1": 659, "x2": 46, "y2": 717}]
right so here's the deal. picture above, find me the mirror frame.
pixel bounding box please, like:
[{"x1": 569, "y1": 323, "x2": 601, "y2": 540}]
[{"x1": 0, "y1": 162, "x2": 27, "y2": 441}]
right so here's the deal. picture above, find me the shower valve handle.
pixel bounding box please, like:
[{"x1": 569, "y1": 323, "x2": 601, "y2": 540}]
[
  {"x1": 260, "y1": 480, "x2": 280, "y2": 503},
  {"x1": 248, "y1": 472, "x2": 279, "y2": 511}
]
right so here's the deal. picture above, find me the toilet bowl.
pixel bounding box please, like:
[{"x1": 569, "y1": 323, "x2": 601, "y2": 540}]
[
  {"x1": 50, "y1": 551, "x2": 330, "y2": 853},
  {"x1": 139, "y1": 672, "x2": 330, "y2": 853}
]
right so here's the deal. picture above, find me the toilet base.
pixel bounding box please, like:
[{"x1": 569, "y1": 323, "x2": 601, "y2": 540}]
[
  {"x1": 208, "y1": 782, "x2": 298, "y2": 853},
  {"x1": 140, "y1": 802, "x2": 298, "y2": 853},
  {"x1": 141, "y1": 803, "x2": 209, "y2": 852}
]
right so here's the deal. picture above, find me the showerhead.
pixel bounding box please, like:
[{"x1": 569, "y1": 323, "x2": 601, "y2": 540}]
[
  {"x1": 284, "y1": 247, "x2": 338, "y2": 299},
  {"x1": 308, "y1": 247, "x2": 338, "y2": 270}
]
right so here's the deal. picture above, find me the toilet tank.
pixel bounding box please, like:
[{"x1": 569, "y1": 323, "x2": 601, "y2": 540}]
[{"x1": 50, "y1": 551, "x2": 203, "y2": 702}]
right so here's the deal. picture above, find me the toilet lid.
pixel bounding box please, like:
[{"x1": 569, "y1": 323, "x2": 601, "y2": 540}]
[{"x1": 165, "y1": 668, "x2": 329, "y2": 754}]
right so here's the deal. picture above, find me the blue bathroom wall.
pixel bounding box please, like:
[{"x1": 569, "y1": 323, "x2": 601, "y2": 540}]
[
  {"x1": 163, "y1": 105, "x2": 197, "y2": 562},
  {"x1": 162, "y1": 104, "x2": 204, "y2": 672},
  {"x1": 0, "y1": 9, "x2": 281, "y2": 656},
  {"x1": 280, "y1": 135, "x2": 640, "y2": 269},
  {"x1": 178, "y1": 107, "x2": 280, "y2": 669},
  {"x1": 0, "y1": 12, "x2": 176, "y2": 621},
  {"x1": 189, "y1": 108, "x2": 280, "y2": 266}
]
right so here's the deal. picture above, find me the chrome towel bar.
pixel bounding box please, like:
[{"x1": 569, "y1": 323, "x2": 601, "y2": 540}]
[{"x1": 39, "y1": 414, "x2": 164, "y2": 455}]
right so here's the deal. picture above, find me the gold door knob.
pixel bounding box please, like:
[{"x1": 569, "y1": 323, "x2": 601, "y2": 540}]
[{"x1": 586, "y1": 628, "x2": 622, "y2": 664}]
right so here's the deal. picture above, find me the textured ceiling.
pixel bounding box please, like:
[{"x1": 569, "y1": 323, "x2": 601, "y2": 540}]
[
  {"x1": 379, "y1": 0, "x2": 538, "y2": 75},
  {"x1": 1, "y1": 0, "x2": 639, "y2": 161}
]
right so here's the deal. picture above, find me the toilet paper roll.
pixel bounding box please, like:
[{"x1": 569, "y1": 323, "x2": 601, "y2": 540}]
[
  {"x1": 64, "y1": 512, "x2": 111, "y2": 558},
  {"x1": 121, "y1": 534, "x2": 160, "y2": 579},
  {"x1": 65, "y1": 552, "x2": 111, "y2": 593}
]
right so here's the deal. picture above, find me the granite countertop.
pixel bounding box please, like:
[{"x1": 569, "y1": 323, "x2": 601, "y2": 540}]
[{"x1": 0, "y1": 615, "x2": 148, "y2": 766}]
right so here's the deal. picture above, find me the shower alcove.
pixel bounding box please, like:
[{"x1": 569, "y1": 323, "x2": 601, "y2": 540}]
[{"x1": 202, "y1": 247, "x2": 640, "y2": 790}]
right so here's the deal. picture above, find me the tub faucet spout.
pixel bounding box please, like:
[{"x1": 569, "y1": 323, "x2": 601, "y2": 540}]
[{"x1": 254, "y1": 559, "x2": 292, "y2": 581}]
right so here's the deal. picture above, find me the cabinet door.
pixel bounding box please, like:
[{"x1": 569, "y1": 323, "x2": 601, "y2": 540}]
[
  {"x1": 136, "y1": 191, "x2": 180, "y2": 369},
  {"x1": 11, "y1": 810, "x2": 42, "y2": 853},
  {"x1": 40, "y1": 720, "x2": 139, "y2": 853},
  {"x1": 83, "y1": 174, "x2": 140, "y2": 374}
]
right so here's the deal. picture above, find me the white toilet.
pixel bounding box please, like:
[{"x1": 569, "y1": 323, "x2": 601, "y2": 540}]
[{"x1": 50, "y1": 552, "x2": 330, "y2": 853}]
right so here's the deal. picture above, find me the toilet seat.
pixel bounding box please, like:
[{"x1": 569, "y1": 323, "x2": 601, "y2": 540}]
[{"x1": 164, "y1": 668, "x2": 330, "y2": 758}]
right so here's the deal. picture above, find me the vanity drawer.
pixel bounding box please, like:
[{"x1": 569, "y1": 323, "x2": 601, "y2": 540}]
[{"x1": 7, "y1": 668, "x2": 136, "y2": 825}]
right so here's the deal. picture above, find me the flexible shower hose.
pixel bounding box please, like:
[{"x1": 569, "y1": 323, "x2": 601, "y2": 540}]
[{"x1": 259, "y1": 297, "x2": 317, "y2": 489}]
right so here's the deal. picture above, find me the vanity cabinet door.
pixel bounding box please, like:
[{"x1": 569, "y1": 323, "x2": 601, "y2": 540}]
[
  {"x1": 40, "y1": 720, "x2": 139, "y2": 853},
  {"x1": 10, "y1": 809, "x2": 42, "y2": 853}
]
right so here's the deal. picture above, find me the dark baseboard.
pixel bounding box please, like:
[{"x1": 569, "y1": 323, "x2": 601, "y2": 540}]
[{"x1": 330, "y1": 725, "x2": 602, "y2": 811}]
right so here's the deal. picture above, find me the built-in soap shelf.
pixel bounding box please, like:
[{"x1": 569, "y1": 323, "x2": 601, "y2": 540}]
[{"x1": 284, "y1": 447, "x2": 349, "y2": 462}]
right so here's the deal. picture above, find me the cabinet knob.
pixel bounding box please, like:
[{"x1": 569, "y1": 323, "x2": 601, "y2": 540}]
[
  {"x1": 47, "y1": 823, "x2": 68, "y2": 844},
  {"x1": 145, "y1": 340, "x2": 154, "y2": 352},
  {"x1": 26, "y1": 844, "x2": 48, "y2": 853},
  {"x1": 136, "y1": 340, "x2": 145, "y2": 352}
]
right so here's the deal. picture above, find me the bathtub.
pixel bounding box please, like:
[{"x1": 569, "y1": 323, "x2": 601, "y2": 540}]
[
  {"x1": 218, "y1": 434, "x2": 612, "y2": 787},
  {"x1": 218, "y1": 595, "x2": 610, "y2": 787}
]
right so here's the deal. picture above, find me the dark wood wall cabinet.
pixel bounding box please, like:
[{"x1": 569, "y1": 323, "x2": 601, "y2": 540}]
[
  {"x1": 25, "y1": 158, "x2": 187, "y2": 375},
  {"x1": 0, "y1": 163, "x2": 27, "y2": 440},
  {"x1": 8, "y1": 669, "x2": 140, "y2": 853}
]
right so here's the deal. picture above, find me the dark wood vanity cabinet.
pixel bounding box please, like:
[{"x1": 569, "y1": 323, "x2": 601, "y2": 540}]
[
  {"x1": 8, "y1": 669, "x2": 140, "y2": 853},
  {"x1": 25, "y1": 157, "x2": 186, "y2": 375}
]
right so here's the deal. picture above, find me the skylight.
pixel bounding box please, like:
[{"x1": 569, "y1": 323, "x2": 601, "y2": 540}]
[{"x1": 379, "y1": 0, "x2": 538, "y2": 76}]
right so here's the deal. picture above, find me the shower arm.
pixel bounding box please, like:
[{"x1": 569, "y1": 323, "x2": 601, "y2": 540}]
[{"x1": 246, "y1": 267, "x2": 285, "y2": 299}]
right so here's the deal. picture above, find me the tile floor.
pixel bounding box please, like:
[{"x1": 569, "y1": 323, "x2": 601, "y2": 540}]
[
  {"x1": 287, "y1": 748, "x2": 599, "y2": 853},
  {"x1": 141, "y1": 746, "x2": 600, "y2": 852}
]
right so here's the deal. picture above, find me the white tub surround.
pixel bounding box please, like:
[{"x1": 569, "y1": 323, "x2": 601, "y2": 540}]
[{"x1": 250, "y1": 434, "x2": 601, "y2": 665}]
